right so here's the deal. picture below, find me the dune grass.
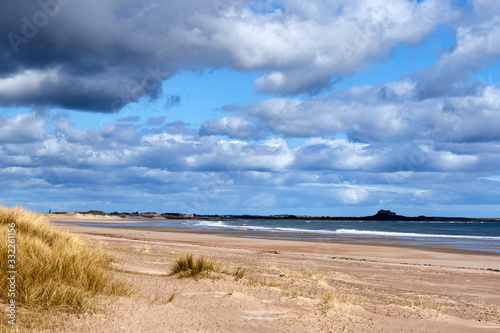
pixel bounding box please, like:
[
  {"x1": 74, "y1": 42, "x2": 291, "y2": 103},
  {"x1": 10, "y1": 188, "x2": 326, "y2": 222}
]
[
  {"x1": 0, "y1": 205, "x2": 129, "y2": 318},
  {"x1": 169, "y1": 254, "x2": 221, "y2": 278}
]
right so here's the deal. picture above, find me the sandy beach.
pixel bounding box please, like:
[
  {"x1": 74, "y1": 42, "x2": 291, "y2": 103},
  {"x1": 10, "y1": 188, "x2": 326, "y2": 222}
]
[{"x1": 48, "y1": 215, "x2": 500, "y2": 332}]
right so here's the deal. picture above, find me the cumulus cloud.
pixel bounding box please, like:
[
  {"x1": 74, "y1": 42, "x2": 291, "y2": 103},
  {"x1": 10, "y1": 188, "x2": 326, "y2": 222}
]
[
  {"x1": 413, "y1": 0, "x2": 500, "y2": 98},
  {"x1": 293, "y1": 138, "x2": 377, "y2": 171},
  {"x1": 1, "y1": 111, "x2": 500, "y2": 214},
  {"x1": 335, "y1": 187, "x2": 369, "y2": 205},
  {"x1": 199, "y1": 116, "x2": 259, "y2": 140},
  {"x1": 0, "y1": 0, "x2": 453, "y2": 111},
  {"x1": 237, "y1": 82, "x2": 500, "y2": 144},
  {"x1": 0, "y1": 112, "x2": 45, "y2": 143},
  {"x1": 3, "y1": 111, "x2": 499, "y2": 176}
]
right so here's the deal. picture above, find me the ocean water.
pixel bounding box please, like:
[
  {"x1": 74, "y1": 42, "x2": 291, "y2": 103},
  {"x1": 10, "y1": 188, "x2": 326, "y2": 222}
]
[{"x1": 77, "y1": 218, "x2": 500, "y2": 253}]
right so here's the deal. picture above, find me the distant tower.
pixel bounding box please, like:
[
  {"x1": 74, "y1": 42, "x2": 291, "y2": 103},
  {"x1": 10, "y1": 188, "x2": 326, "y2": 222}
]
[{"x1": 49, "y1": 208, "x2": 51, "y2": 214}]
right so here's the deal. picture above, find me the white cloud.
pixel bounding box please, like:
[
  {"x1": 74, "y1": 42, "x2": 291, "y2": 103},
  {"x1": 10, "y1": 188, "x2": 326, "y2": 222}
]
[
  {"x1": 293, "y1": 138, "x2": 377, "y2": 171},
  {"x1": 480, "y1": 176, "x2": 500, "y2": 182},
  {"x1": 336, "y1": 187, "x2": 369, "y2": 205},
  {"x1": 0, "y1": 69, "x2": 57, "y2": 100},
  {"x1": 199, "y1": 116, "x2": 258, "y2": 139},
  {"x1": 472, "y1": 0, "x2": 500, "y2": 20},
  {"x1": 438, "y1": 17, "x2": 500, "y2": 73},
  {"x1": 412, "y1": 2, "x2": 500, "y2": 97},
  {"x1": 0, "y1": 112, "x2": 45, "y2": 143},
  {"x1": 1, "y1": 101, "x2": 500, "y2": 214},
  {"x1": 237, "y1": 82, "x2": 500, "y2": 144}
]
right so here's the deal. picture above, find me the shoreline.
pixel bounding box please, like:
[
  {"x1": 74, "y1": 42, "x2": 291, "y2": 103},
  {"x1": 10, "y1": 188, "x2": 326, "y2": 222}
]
[
  {"x1": 51, "y1": 215, "x2": 500, "y2": 255},
  {"x1": 76, "y1": 225, "x2": 500, "y2": 256},
  {"x1": 50, "y1": 216, "x2": 500, "y2": 270}
]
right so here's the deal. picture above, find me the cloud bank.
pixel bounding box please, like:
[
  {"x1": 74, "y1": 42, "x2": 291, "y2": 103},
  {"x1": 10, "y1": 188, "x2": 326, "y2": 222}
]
[
  {"x1": 1, "y1": 0, "x2": 454, "y2": 111},
  {"x1": 1, "y1": 101, "x2": 499, "y2": 215}
]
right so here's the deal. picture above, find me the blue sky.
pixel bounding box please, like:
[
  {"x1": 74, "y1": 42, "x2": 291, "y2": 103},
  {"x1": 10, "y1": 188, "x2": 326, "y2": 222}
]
[{"x1": 1, "y1": 0, "x2": 500, "y2": 217}]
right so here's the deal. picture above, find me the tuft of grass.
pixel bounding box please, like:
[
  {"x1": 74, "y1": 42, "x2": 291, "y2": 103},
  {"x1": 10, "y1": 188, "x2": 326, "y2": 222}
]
[
  {"x1": 167, "y1": 290, "x2": 177, "y2": 303},
  {"x1": 320, "y1": 290, "x2": 359, "y2": 313},
  {"x1": 169, "y1": 254, "x2": 220, "y2": 278},
  {"x1": 233, "y1": 267, "x2": 246, "y2": 280},
  {"x1": 149, "y1": 289, "x2": 177, "y2": 305},
  {"x1": 405, "y1": 296, "x2": 444, "y2": 313},
  {"x1": 0, "y1": 205, "x2": 129, "y2": 315}
]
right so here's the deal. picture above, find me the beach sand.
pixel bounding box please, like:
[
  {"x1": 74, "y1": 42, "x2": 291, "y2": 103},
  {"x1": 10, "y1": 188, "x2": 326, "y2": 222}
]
[{"x1": 47, "y1": 215, "x2": 500, "y2": 332}]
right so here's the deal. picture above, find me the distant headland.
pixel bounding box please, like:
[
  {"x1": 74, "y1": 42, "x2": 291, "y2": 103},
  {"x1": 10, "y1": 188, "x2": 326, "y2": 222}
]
[{"x1": 48, "y1": 209, "x2": 500, "y2": 222}]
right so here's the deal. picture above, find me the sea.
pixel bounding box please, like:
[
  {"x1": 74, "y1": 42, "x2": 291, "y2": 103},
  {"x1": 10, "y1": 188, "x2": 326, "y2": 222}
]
[{"x1": 78, "y1": 217, "x2": 500, "y2": 254}]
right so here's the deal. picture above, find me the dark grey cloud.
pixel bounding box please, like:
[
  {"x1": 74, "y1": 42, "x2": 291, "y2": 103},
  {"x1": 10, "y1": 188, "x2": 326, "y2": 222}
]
[
  {"x1": 0, "y1": 0, "x2": 453, "y2": 112},
  {"x1": 0, "y1": 0, "x2": 214, "y2": 111}
]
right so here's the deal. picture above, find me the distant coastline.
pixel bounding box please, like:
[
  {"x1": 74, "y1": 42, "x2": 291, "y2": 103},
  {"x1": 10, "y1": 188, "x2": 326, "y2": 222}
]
[
  {"x1": 50, "y1": 210, "x2": 500, "y2": 255},
  {"x1": 48, "y1": 209, "x2": 500, "y2": 222}
]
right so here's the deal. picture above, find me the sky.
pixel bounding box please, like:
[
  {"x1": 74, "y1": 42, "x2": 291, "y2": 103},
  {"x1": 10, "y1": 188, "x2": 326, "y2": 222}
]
[{"x1": 1, "y1": 0, "x2": 500, "y2": 217}]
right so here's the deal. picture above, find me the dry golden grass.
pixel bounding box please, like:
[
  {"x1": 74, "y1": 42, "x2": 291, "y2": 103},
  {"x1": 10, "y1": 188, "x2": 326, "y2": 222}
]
[
  {"x1": 169, "y1": 254, "x2": 221, "y2": 278},
  {"x1": 405, "y1": 295, "x2": 444, "y2": 313},
  {"x1": 0, "y1": 205, "x2": 130, "y2": 331},
  {"x1": 320, "y1": 290, "x2": 359, "y2": 312}
]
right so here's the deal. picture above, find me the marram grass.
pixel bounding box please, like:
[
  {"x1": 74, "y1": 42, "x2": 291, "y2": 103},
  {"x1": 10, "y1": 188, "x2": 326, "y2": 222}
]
[
  {"x1": 170, "y1": 254, "x2": 220, "y2": 278},
  {"x1": 0, "y1": 205, "x2": 129, "y2": 314}
]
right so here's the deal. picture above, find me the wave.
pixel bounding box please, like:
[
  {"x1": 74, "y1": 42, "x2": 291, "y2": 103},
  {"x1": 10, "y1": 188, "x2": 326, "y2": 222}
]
[
  {"x1": 194, "y1": 220, "x2": 276, "y2": 231},
  {"x1": 195, "y1": 221, "x2": 227, "y2": 227},
  {"x1": 190, "y1": 221, "x2": 500, "y2": 240},
  {"x1": 275, "y1": 227, "x2": 500, "y2": 240},
  {"x1": 332, "y1": 229, "x2": 500, "y2": 240}
]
